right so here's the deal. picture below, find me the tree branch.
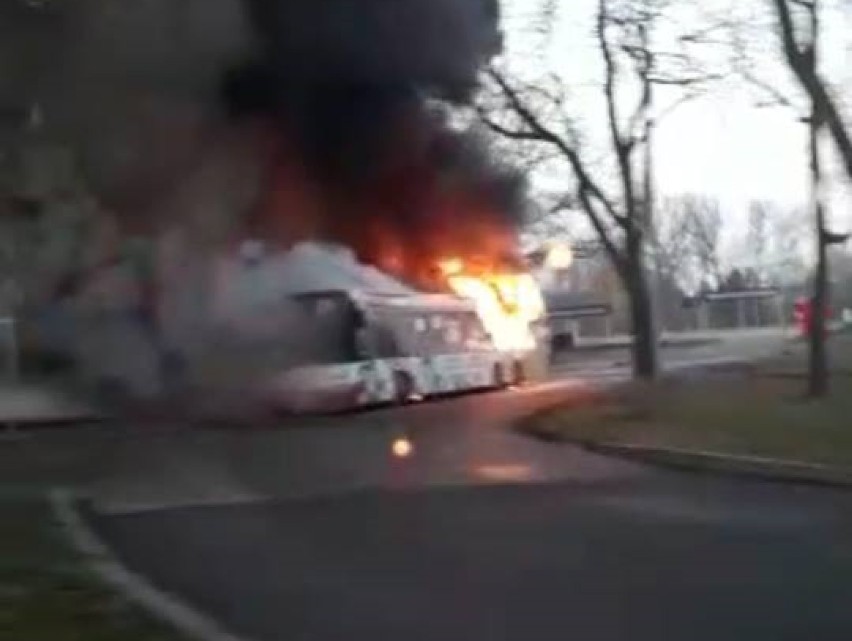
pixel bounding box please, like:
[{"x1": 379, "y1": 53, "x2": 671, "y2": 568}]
[
  {"x1": 597, "y1": 0, "x2": 636, "y2": 222},
  {"x1": 485, "y1": 67, "x2": 628, "y2": 229},
  {"x1": 774, "y1": 0, "x2": 812, "y2": 69},
  {"x1": 597, "y1": 0, "x2": 626, "y2": 154},
  {"x1": 648, "y1": 73, "x2": 722, "y2": 86},
  {"x1": 578, "y1": 185, "x2": 627, "y2": 275},
  {"x1": 474, "y1": 106, "x2": 548, "y2": 143},
  {"x1": 646, "y1": 90, "x2": 701, "y2": 133},
  {"x1": 625, "y1": 39, "x2": 653, "y2": 144},
  {"x1": 738, "y1": 66, "x2": 801, "y2": 112},
  {"x1": 771, "y1": 0, "x2": 852, "y2": 181}
]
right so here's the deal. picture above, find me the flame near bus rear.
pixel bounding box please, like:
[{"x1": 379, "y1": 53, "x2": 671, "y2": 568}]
[{"x1": 439, "y1": 258, "x2": 544, "y2": 352}]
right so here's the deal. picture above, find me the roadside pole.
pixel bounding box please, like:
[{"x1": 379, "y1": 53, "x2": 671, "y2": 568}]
[{"x1": 1, "y1": 317, "x2": 20, "y2": 432}]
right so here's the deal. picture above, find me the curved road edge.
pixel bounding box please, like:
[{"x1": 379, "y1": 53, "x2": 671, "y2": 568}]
[
  {"x1": 48, "y1": 488, "x2": 256, "y2": 641},
  {"x1": 577, "y1": 442, "x2": 852, "y2": 489}
]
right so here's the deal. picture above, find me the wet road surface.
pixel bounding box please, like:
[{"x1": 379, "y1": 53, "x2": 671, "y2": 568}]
[{"x1": 91, "y1": 470, "x2": 852, "y2": 641}]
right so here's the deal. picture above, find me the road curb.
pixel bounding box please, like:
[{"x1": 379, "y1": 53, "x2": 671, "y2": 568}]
[
  {"x1": 581, "y1": 442, "x2": 852, "y2": 488},
  {"x1": 48, "y1": 488, "x2": 258, "y2": 641},
  {"x1": 1, "y1": 415, "x2": 107, "y2": 432},
  {"x1": 566, "y1": 337, "x2": 719, "y2": 353}
]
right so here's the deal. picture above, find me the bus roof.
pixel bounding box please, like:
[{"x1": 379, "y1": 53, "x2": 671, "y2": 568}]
[
  {"x1": 355, "y1": 290, "x2": 477, "y2": 313},
  {"x1": 295, "y1": 288, "x2": 478, "y2": 314}
]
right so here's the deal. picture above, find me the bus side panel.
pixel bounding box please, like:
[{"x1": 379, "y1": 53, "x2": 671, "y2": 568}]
[
  {"x1": 352, "y1": 360, "x2": 396, "y2": 405},
  {"x1": 269, "y1": 361, "x2": 396, "y2": 413},
  {"x1": 384, "y1": 357, "x2": 436, "y2": 398},
  {"x1": 428, "y1": 353, "x2": 503, "y2": 393},
  {"x1": 384, "y1": 355, "x2": 498, "y2": 398}
]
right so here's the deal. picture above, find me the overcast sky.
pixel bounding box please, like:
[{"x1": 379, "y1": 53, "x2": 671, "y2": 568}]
[{"x1": 500, "y1": 0, "x2": 852, "y2": 248}]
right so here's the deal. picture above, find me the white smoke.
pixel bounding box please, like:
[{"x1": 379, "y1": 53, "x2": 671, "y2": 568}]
[{"x1": 72, "y1": 239, "x2": 417, "y2": 403}]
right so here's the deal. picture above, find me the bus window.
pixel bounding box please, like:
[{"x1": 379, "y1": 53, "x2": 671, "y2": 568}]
[
  {"x1": 315, "y1": 298, "x2": 338, "y2": 316},
  {"x1": 445, "y1": 320, "x2": 461, "y2": 346},
  {"x1": 289, "y1": 292, "x2": 362, "y2": 364},
  {"x1": 356, "y1": 312, "x2": 402, "y2": 359},
  {"x1": 373, "y1": 324, "x2": 401, "y2": 358}
]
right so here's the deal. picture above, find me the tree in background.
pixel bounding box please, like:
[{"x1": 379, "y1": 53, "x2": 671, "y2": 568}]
[
  {"x1": 654, "y1": 195, "x2": 723, "y2": 283},
  {"x1": 651, "y1": 195, "x2": 724, "y2": 329},
  {"x1": 737, "y1": 200, "x2": 809, "y2": 287}
]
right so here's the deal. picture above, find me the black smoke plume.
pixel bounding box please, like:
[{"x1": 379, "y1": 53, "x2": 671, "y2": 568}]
[{"x1": 223, "y1": 0, "x2": 527, "y2": 285}]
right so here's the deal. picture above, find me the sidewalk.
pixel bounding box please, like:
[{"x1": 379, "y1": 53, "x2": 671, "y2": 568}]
[
  {"x1": 574, "y1": 326, "x2": 795, "y2": 350},
  {"x1": 0, "y1": 383, "x2": 101, "y2": 425}
]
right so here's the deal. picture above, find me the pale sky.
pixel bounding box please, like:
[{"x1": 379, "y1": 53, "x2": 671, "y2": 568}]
[{"x1": 500, "y1": 0, "x2": 852, "y2": 255}]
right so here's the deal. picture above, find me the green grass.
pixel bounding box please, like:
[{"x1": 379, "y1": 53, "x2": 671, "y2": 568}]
[
  {"x1": 522, "y1": 334, "x2": 852, "y2": 467},
  {"x1": 0, "y1": 492, "x2": 184, "y2": 641}
]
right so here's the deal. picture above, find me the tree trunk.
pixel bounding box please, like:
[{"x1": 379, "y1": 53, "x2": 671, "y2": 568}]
[
  {"x1": 806, "y1": 0, "x2": 829, "y2": 399},
  {"x1": 809, "y1": 215, "x2": 829, "y2": 397},
  {"x1": 624, "y1": 230, "x2": 659, "y2": 379}
]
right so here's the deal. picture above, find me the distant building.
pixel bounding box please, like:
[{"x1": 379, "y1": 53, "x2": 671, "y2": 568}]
[{"x1": 527, "y1": 242, "x2": 616, "y2": 347}]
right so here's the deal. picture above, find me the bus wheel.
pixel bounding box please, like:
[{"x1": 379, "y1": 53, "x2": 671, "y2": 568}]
[
  {"x1": 493, "y1": 363, "x2": 506, "y2": 388},
  {"x1": 393, "y1": 371, "x2": 414, "y2": 404}
]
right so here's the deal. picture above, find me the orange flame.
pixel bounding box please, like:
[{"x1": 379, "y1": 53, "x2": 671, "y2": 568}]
[
  {"x1": 439, "y1": 257, "x2": 544, "y2": 352},
  {"x1": 438, "y1": 257, "x2": 464, "y2": 277}
]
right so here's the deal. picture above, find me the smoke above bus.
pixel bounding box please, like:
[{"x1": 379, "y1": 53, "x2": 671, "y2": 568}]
[{"x1": 222, "y1": 0, "x2": 529, "y2": 291}]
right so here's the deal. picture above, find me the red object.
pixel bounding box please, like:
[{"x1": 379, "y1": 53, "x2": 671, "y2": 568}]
[{"x1": 793, "y1": 298, "x2": 831, "y2": 336}]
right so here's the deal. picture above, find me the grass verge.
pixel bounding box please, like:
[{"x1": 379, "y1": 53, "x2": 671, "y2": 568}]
[
  {"x1": 0, "y1": 491, "x2": 184, "y2": 641},
  {"x1": 521, "y1": 335, "x2": 852, "y2": 468}
]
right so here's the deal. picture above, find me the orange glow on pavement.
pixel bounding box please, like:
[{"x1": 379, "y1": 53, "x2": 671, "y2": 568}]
[{"x1": 392, "y1": 437, "x2": 414, "y2": 458}]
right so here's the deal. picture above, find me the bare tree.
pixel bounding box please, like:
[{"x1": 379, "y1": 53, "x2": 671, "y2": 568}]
[
  {"x1": 727, "y1": 0, "x2": 849, "y2": 395},
  {"x1": 478, "y1": 0, "x2": 719, "y2": 378},
  {"x1": 768, "y1": 0, "x2": 850, "y2": 396},
  {"x1": 771, "y1": 0, "x2": 852, "y2": 182}
]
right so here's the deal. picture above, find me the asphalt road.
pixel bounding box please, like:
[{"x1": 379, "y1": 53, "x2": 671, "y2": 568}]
[
  {"x1": 81, "y1": 329, "x2": 852, "y2": 641},
  {"x1": 84, "y1": 379, "x2": 641, "y2": 514},
  {"x1": 91, "y1": 471, "x2": 852, "y2": 641}
]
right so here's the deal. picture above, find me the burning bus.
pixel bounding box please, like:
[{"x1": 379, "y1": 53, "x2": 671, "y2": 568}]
[
  {"x1": 217, "y1": 0, "x2": 550, "y2": 413},
  {"x1": 267, "y1": 289, "x2": 526, "y2": 413},
  {"x1": 224, "y1": 242, "x2": 548, "y2": 413}
]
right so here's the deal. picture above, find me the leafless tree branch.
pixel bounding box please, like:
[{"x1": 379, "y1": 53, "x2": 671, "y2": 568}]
[
  {"x1": 648, "y1": 73, "x2": 722, "y2": 86},
  {"x1": 577, "y1": 185, "x2": 628, "y2": 277},
  {"x1": 771, "y1": 0, "x2": 852, "y2": 180},
  {"x1": 485, "y1": 67, "x2": 628, "y2": 233},
  {"x1": 475, "y1": 106, "x2": 548, "y2": 143},
  {"x1": 597, "y1": 0, "x2": 639, "y2": 228}
]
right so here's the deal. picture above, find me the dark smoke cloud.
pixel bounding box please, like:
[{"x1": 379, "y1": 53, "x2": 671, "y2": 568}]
[
  {"x1": 242, "y1": 0, "x2": 501, "y2": 96},
  {"x1": 224, "y1": 0, "x2": 527, "y2": 285},
  {"x1": 224, "y1": 0, "x2": 502, "y2": 177},
  {"x1": 2, "y1": 0, "x2": 528, "y2": 405}
]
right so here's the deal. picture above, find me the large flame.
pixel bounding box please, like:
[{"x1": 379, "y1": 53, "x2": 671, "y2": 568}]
[{"x1": 438, "y1": 258, "x2": 544, "y2": 352}]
